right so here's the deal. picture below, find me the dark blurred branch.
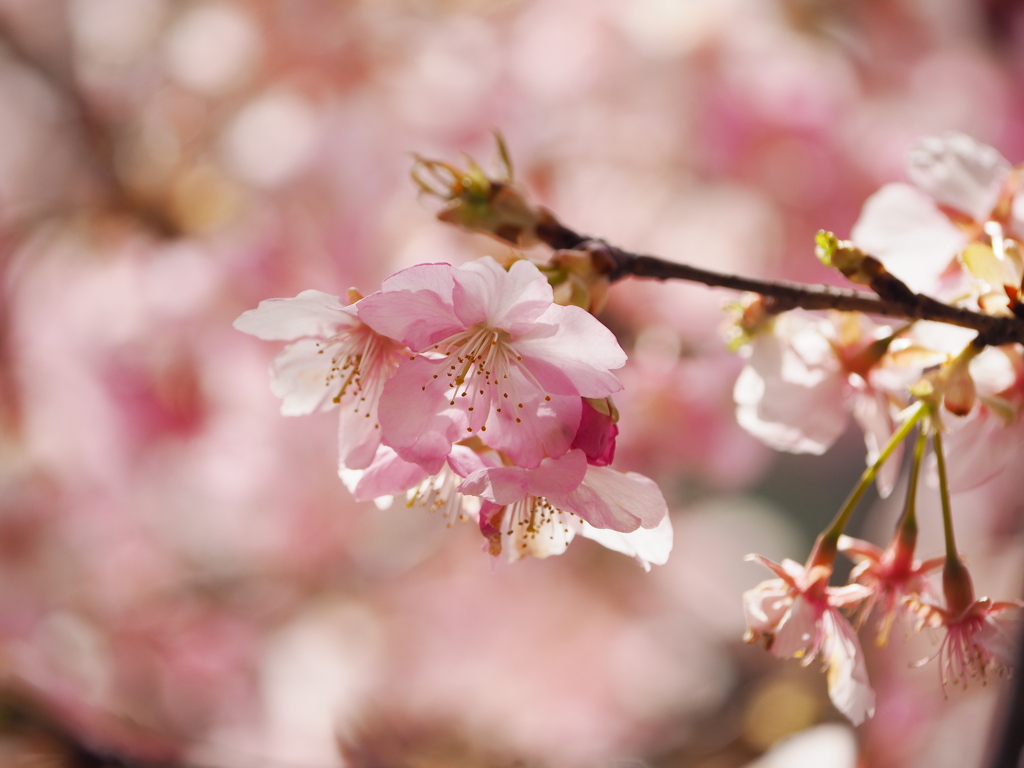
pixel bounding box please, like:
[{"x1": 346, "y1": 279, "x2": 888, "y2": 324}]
[
  {"x1": 0, "y1": 12, "x2": 179, "y2": 237},
  {"x1": 983, "y1": 580, "x2": 1024, "y2": 768},
  {"x1": 534, "y1": 212, "x2": 1024, "y2": 348}
]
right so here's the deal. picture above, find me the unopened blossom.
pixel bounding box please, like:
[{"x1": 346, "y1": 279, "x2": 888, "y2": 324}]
[
  {"x1": 461, "y1": 449, "x2": 671, "y2": 568},
  {"x1": 356, "y1": 256, "x2": 626, "y2": 473},
  {"x1": 913, "y1": 558, "x2": 1022, "y2": 690},
  {"x1": 571, "y1": 397, "x2": 618, "y2": 467},
  {"x1": 233, "y1": 289, "x2": 408, "y2": 470},
  {"x1": 744, "y1": 554, "x2": 875, "y2": 725}
]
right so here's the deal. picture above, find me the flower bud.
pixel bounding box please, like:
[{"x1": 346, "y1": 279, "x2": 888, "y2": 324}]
[
  {"x1": 542, "y1": 245, "x2": 615, "y2": 313},
  {"x1": 411, "y1": 135, "x2": 543, "y2": 247}
]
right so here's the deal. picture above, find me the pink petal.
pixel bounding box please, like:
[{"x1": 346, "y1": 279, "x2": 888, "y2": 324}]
[
  {"x1": 234, "y1": 289, "x2": 354, "y2": 341},
  {"x1": 268, "y1": 339, "x2": 336, "y2": 415},
  {"x1": 743, "y1": 578, "x2": 792, "y2": 633},
  {"x1": 734, "y1": 329, "x2": 848, "y2": 454},
  {"x1": 483, "y1": 388, "x2": 581, "y2": 469},
  {"x1": 458, "y1": 450, "x2": 587, "y2": 505},
  {"x1": 377, "y1": 356, "x2": 468, "y2": 473},
  {"x1": 337, "y1": 401, "x2": 381, "y2": 470},
  {"x1": 450, "y1": 257, "x2": 553, "y2": 331},
  {"x1": 340, "y1": 446, "x2": 430, "y2": 502},
  {"x1": 356, "y1": 264, "x2": 461, "y2": 350},
  {"x1": 852, "y1": 390, "x2": 900, "y2": 498},
  {"x1": 515, "y1": 303, "x2": 626, "y2": 397},
  {"x1": 772, "y1": 595, "x2": 822, "y2": 659},
  {"x1": 552, "y1": 465, "x2": 668, "y2": 532},
  {"x1": 837, "y1": 535, "x2": 884, "y2": 563}
]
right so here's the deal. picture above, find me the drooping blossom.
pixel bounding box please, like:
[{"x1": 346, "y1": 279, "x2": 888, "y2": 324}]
[
  {"x1": 460, "y1": 448, "x2": 672, "y2": 569},
  {"x1": 744, "y1": 554, "x2": 875, "y2": 725},
  {"x1": 356, "y1": 256, "x2": 626, "y2": 473},
  {"x1": 233, "y1": 289, "x2": 408, "y2": 470},
  {"x1": 912, "y1": 557, "x2": 1023, "y2": 690},
  {"x1": 838, "y1": 533, "x2": 943, "y2": 646}
]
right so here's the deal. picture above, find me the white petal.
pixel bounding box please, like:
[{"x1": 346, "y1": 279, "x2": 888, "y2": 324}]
[
  {"x1": 822, "y1": 610, "x2": 875, "y2": 725},
  {"x1": 234, "y1": 289, "x2": 353, "y2": 340},
  {"x1": 851, "y1": 183, "x2": 966, "y2": 294},
  {"x1": 268, "y1": 339, "x2": 336, "y2": 415},
  {"x1": 906, "y1": 132, "x2": 1010, "y2": 222},
  {"x1": 734, "y1": 327, "x2": 848, "y2": 454},
  {"x1": 578, "y1": 513, "x2": 673, "y2": 571}
]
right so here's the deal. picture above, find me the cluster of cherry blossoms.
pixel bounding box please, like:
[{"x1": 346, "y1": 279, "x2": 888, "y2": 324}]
[
  {"x1": 735, "y1": 132, "x2": 1024, "y2": 725},
  {"x1": 238, "y1": 130, "x2": 1024, "y2": 728},
  {"x1": 234, "y1": 254, "x2": 672, "y2": 568}
]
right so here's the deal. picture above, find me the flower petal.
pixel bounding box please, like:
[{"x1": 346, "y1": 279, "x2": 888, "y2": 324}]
[
  {"x1": 822, "y1": 610, "x2": 875, "y2": 725},
  {"x1": 851, "y1": 183, "x2": 966, "y2": 295},
  {"x1": 578, "y1": 513, "x2": 674, "y2": 571},
  {"x1": 268, "y1": 338, "x2": 336, "y2": 415},
  {"x1": 451, "y1": 257, "x2": 553, "y2": 331},
  {"x1": 356, "y1": 263, "x2": 461, "y2": 350},
  {"x1": 552, "y1": 465, "x2": 668, "y2": 532},
  {"x1": 458, "y1": 450, "x2": 588, "y2": 506},
  {"x1": 906, "y1": 132, "x2": 1010, "y2": 222},
  {"x1": 234, "y1": 289, "x2": 353, "y2": 340},
  {"x1": 515, "y1": 303, "x2": 626, "y2": 397},
  {"x1": 377, "y1": 356, "x2": 469, "y2": 473}
]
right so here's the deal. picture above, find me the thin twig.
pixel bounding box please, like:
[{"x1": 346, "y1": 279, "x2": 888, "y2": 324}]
[{"x1": 534, "y1": 212, "x2": 1024, "y2": 347}]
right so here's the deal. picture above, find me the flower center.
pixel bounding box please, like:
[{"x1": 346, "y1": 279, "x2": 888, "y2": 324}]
[
  {"x1": 503, "y1": 495, "x2": 576, "y2": 553},
  {"x1": 430, "y1": 323, "x2": 550, "y2": 428},
  {"x1": 318, "y1": 325, "x2": 398, "y2": 415}
]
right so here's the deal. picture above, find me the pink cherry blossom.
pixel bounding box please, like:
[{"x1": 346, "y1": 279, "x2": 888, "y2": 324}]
[
  {"x1": 838, "y1": 534, "x2": 943, "y2": 646},
  {"x1": 912, "y1": 557, "x2": 1023, "y2": 691},
  {"x1": 461, "y1": 449, "x2": 671, "y2": 568},
  {"x1": 744, "y1": 554, "x2": 875, "y2": 725},
  {"x1": 915, "y1": 595, "x2": 1022, "y2": 690},
  {"x1": 356, "y1": 257, "x2": 627, "y2": 473},
  {"x1": 233, "y1": 289, "x2": 408, "y2": 470}
]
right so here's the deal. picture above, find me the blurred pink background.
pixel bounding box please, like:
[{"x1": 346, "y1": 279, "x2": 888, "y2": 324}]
[{"x1": 2, "y1": 1, "x2": 1024, "y2": 766}]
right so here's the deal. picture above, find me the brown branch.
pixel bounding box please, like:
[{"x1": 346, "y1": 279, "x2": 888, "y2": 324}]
[{"x1": 534, "y1": 211, "x2": 1024, "y2": 348}]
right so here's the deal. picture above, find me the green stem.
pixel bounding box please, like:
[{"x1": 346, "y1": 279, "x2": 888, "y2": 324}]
[
  {"x1": 931, "y1": 427, "x2": 960, "y2": 564},
  {"x1": 811, "y1": 401, "x2": 927, "y2": 565},
  {"x1": 898, "y1": 428, "x2": 928, "y2": 533}
]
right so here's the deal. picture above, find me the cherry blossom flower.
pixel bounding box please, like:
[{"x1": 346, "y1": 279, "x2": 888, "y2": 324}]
[
  {"x1": 460, "y1": 449, "x2": 672, "y2": 568},
  {"x1": 744, "y1": 554, "x2": 875, "y2": 725},
  {"x1": 733, "y1": 311, "x2": 921, "y2": 495},
  {"x1": 851, "y1": 132, "x2": 1021, "y2": 298},
  {"x1": 234, "y1": 289, "x2": 409, "y2": 470},
  {"x1": 356, "y1": 256, "x2": 626, "y2": 473},
  {"x1": 838, "y1": 534, "x2": 943, "y2": 646},
  {"x1": 912, "y1": 558, "x2": 1022, "y2": 690}
]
